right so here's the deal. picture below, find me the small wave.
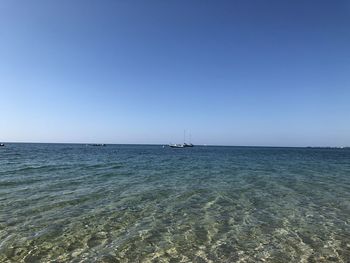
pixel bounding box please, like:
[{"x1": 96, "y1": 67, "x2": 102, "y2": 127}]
[
  {"x1": 3, "y1": 164, "x2": 66, "y2": 174},
  {"x1": 85, "y1": 163, "x2": 105, "y2": 169},
  {"x1": 83, "y1": 163, "x2": 123, "y2": 170},
  {"x1": 109, "y1": 164, "x2": 123, "y2": 169},
  {"x1": 100, "y1": 171, "x2": 124, "y2": 179},
  {"x1": 0, "y1": 178, "x2": 43, "y2": 187}
]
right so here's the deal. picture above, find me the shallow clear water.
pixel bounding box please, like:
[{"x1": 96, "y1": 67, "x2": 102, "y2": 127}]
[{"x1": 0, "y1": 144, "x2": 350, "y2": 262}]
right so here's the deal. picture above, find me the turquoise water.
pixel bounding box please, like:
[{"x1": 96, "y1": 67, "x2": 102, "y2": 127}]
[{"x1": 0, "y1": 144, "x2": 350, "y2": 262}]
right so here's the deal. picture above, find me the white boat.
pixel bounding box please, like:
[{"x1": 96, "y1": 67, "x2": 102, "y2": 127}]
[
  {"x1": 169, "y1": 143, "x2": 185, "y2": 148},
  {"x1": 169, "y1": 130, "x2": 194, "y2": 148}
]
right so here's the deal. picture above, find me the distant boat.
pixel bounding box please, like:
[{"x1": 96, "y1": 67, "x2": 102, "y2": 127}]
[
  {"x1": 184, "y1": 130, "x2": 194, "y2": 147},
  {"x1": 168, "y1": 130, "x2": 194, "y2": 148},
  {"x1": 169, "y1": 143, "x2": 185, "y2": 148},
  {"x1": 169, "y1": 143, "x2": 193, "y2": 148},
  {"x1": 0, "y1": 143, "x2": 4, "y2": 147},
  {"x1": 87, "y1": 144, "x2": 106, "y2": 147}
]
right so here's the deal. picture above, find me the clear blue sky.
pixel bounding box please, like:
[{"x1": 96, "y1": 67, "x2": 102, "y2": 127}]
[{"x1": 1, "y1": 0, "x2": 349, "y2": 146}]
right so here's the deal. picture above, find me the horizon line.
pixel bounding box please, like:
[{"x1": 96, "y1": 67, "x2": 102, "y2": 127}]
[{"x1": 1, "y1": 141, "x2": 349, "y2": 149}]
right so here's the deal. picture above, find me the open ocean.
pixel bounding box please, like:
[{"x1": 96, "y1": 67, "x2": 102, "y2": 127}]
[{"x1": 0, "y1": 143, "x2": 349, "y2": 262}]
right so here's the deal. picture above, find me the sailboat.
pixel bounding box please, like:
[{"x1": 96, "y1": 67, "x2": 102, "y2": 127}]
[
  {"x1": 169, "y1": 130, "x2": 194, "y2": 148},
  {"x1": 169, "y1": 143, "x2": 185, "y2": 148},
  {"x1": 184, "y1": 132, "x2": 193, "y2": 147}
]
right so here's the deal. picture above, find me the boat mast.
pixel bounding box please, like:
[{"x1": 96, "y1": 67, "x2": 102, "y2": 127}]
[{"x1": 184, "y1": 129, "x2": 186, "y2": 144}]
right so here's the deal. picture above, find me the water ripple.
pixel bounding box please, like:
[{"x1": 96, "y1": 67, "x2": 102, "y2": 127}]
[{"x1": 0, "y1": 144, "x2": 349, "y2": 262}]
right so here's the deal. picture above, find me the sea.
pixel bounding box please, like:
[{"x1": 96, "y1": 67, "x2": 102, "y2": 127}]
[{"x1": 0, "y1": 143, "x2": 349, "y2": 262}]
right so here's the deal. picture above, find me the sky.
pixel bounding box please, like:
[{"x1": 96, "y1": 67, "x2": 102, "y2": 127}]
[{"x1": 0, "y1": 0, "x2": 350, "y2": 146}]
